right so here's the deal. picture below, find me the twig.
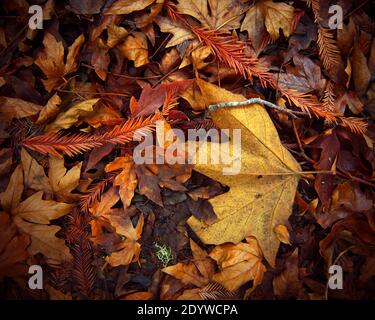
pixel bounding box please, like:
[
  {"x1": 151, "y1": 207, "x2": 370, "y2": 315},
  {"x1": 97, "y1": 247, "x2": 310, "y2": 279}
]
[{"x1": 208, "y1": 98, "x2": 307, "y2": 118}]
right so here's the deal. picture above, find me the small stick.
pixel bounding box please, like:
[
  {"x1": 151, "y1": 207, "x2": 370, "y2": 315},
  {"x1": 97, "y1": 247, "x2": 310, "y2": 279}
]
[{"x1": 208, "y1": 98, "x2": 304, "y2": 119}]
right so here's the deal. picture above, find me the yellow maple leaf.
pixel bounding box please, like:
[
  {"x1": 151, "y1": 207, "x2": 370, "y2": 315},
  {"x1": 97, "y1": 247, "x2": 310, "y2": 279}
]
[{"x1": 186, "y1": 79, "x2": 301, "y2": 267}]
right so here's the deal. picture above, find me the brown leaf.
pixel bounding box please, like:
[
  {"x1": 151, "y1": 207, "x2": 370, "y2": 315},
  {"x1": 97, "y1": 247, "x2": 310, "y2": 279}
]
[
  {"x1": 35, "y1": 33, "x2": 84, "y2": 92},
  {"x1": 0, "y1": 213, "x2": 30, "y2": 278},
  {"x1": 119, "y1": 32, "x2": 149, "y2": 68},
  {"x1": 273, "y1": 249, "x2": 302, "y2": 298},
  {"x1": 105, "y1": 0, "x2": 154, "y2": 15},
  {"x1": 154, "y1": 16, "x2": 195, "y2": 48},
  {"x1": 13, "y1": 191, "x2": 72, "y2": 225},
  {"x1": 352, "y1": 45, "x2": 371, "y2": 96},
  {"x1": 0, "y1": 164, "x2": 23, "y2": 213},
  {"x1": 105, "y1": 156, "x2": 137, "y2": 207},
  {"x1": 177, "y1": 0, "x2": 243, "y2": 32},
  {"x1": 136, "y1": 165, "x2": 163, "y2": 207},
  {"x1": 0, "y1": 97, "x2": 42, "y2": 121},
  {"x1": 209, "y1": 237, "x2": 266, "y2": 293},
  {"x1": 105, "y1": 213, "x2": 144, "y2": 266},
  {"x1": 14, "y1": 216, "x2": 72, "y2": 262},
  {"x1": 21, "y1": 148, "x2": 52, "y2": 193},
  {"x1": 162, "y1": 240, "x2": 215, "y2": 287}
]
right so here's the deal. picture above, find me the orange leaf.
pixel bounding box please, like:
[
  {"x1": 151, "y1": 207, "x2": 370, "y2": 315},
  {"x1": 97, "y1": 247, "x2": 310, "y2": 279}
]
[
  {"x1": 162, "y1": 240, "x2": 215, "y2": 288},
  {"x1": 209, "y1": 237, "x2": 266, "y2": 293}
]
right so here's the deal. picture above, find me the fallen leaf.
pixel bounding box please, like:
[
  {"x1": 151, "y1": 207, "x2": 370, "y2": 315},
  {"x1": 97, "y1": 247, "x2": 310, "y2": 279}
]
[
  {"x1": 119, "y1": 32, "x2": 149, "y2": 68},
  {"x1": 162, "y1": 240, "x2": 215, "y2": 287},
  {"x1": 209, "y1": 237, "x2": 266, "y2": 293},
  {"x1": 105, "y1": 156, "x2": 137, "y2": 207},
  {"x1": 0, "y1": 164, "x2": 23, "y2": 213},
  {"x1": 352, "y1": 44, "x2": 371, "y2": 95},
  {"x1": 241, "y1": 2, "x2": 266, "y2": 51},
  {"x1": 105, "y1": 0, "x2": 154, "y2": 15},
  {"x1": 1, "y1": 166, "x2": 73, "y2": 262},
  {"x1": 177, "y1": 0, "x2": 243, "y2": 32},
  {"x1": 105, "y1": 213, "x2": 144, "y2": 266},
  {"x1": 107, "y1": 25, "x2": 128, "y2": 48},
  {"x1": 0, "y1": 212, "x2": 30, "y2": 278},
  {"x1": 121, "y1": 291, "x2": 153, "y2": 300},
  {"x1": 46, "y1": 98, "x2": 100, "y2": 133},
  {"x1": 36, "y1": 93, "x2": 61, "y2": 124},
  {"x1": 154, "y1": 16, "x2": 195, "y2": 48},
  {"x1": 274, "y1": 224, "x2": 291, "y2": 245},
  {"x1": 48, "y1": 157, "x2": 82, "y2": 196},
  {"x1": 0, "y1": 97, "x2": 42, "y2": 121},
  {"x1": 14, "y1": 216, "x2": 72, "y2": 262},
  {"x1": 89, "y1": 187, "x2": 120, "y2": 217},
  {"x1": 130, "y1": 80, "x2": 193, "y2": 117},
  {"x1": 45, "y1": 284, "x2": 73, "y2": 300},
  {"x1": 35, "y1": 33, "x2": 85, "y2": 92},
  {"x1": 68, "y1": 0, "x2": 104, "y2": 15},
  {"x1": 136, "y1": 164, "x2": 163, "y2": 207},
  {"x1": 262, "y1": 0, "x2": 294, "y2": 40},
  {"x1": 21, "y1": 148, "x2": 52, "y2": 193},
  {"x1": 273, "y1": 249, "x2": 302, "y2": 298},
  {"x1": 187, "y1": 79, "x2": 301, "y2": 266},
  {"x1": 13, "y1": 191, "x2": 72, "y2": 225},
  {"x1": 241, "y1": 0, "x2": 294, "y2": 42}
]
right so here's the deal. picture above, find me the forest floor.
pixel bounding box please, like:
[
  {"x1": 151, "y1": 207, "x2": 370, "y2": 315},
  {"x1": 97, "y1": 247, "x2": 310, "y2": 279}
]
[{"x1": 0, "y1": 0, "x2": 375, "y2": 300}]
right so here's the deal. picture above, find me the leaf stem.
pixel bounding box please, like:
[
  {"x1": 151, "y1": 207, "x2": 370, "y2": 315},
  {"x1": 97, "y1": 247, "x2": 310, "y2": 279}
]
[{"x1": 207, "y1": 98, "x2": 306, "y2": 119}]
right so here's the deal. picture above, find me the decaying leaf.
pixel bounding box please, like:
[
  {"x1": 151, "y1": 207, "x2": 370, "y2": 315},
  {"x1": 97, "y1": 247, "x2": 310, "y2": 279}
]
[
  {"x1": 48, "y1": 157, "x2": 82, "y2": 196},
  {"x1": 105, "y1": 156, "x2": 137, "y2": 208},
  {"x1": 1, "y1": 162, "x2": 73, "y2": 262},
  {"x1": 119, "y1": 32, "x2": 149, "y2": 68},
  {"x1": 46, "y1": 98, "x2": 100, "y2": 133},
  {"x1": 155, "y1": 16, "x2": 195, "y2": 47},
  {"x1": 0, "y1": 97, "x2": 42, "y2": 121},
  {"x1": 0, "y1": 213, "x2": 30, "y2": 279},
  {"x1": 241, "y1": 0, "x2": 294, "y2": 41},
  {"x1": 35, "y1": 33, "x2": 85, "y2": 92},
  {"x1": 162, "y1": 240, "x2": 215, "y2": 288},
  {"x1": 176, "y1": 0, "x2": 243, "y2": 32},
  {"x1": 0, "y1": 164, "x2": 24, "y2": 213},
  {"x1": 105, "y1": 213, "x2": 144, "y2": 266},
  {"x1": 209, "y1": 237, "x2": 266, "y2": 293},
  {"x1": 21, "y1": 148, "x2": 52, "y2": 193},
  {"x1": 105, "y1": 0, "x2": 154, "y2": 15}
]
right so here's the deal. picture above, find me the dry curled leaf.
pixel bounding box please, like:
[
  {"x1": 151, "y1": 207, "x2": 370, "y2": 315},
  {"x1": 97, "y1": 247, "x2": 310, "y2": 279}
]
[
  {"x1": 105, "y1": 213, "x2": 144, "y2": 267},
  {"x1": 35, "y1": 33, "x2": 85, "y2": 92},
  {"x1": 162, "y1": 240, "x2": 215, "y2": 288},
  {"x1": 209, "y1": 237, "x2": 266, "y2": 293},
  {"x1": 119, "y1": 32, "x2": 149, "y2": 68}
]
